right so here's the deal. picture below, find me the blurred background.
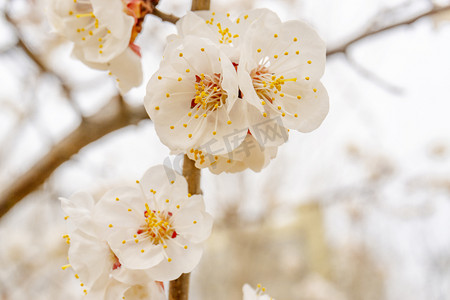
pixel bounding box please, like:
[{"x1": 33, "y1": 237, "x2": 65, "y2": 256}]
[{"x1": 1, "y1": 0, "x2": 450, "y2": 299}]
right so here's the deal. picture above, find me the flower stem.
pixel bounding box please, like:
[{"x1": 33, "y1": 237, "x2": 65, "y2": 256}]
[
  {"x1": 168, "y1": 155, "x2": 201, "y2": 300},
  {"x1": 191, "y1": 0, "x2": 210, "y2": 11}
]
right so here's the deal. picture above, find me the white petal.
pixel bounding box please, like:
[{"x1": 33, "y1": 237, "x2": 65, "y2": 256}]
[
  {"x1": 173, "y1": 198, "x2": 213, "y2": 243},
  {"x1": 108, "y1": 228, "x2": 165, "y2": 270},
  {"x1": 108, "y1": 47, "x2": 143, "y2": 94},
  {"x1": 91, "y1": 0, "x2": 133, "y2": 39},
  {"x1": 270, "y1": 81, "x2": 329, "y2": 132},
  {"x1": 122, "y1": 282, "x2": 166, "y2": 300},
  {"x1": 94, "y1": 279, "x2": 129, "y2": 300},
  {"x1": 60, "y1": 192, "x2": 96, "y2": 235},
  {"x1": 71, "y1": 46, "x2": 109, "y2": 70},
  {"x1": 139, "y1": 165, "x2": 188, "y2": 201},
  {"x1": 112, "y1": 267, "x2": 152, "y2": 286},
  {"x1": 176, "y1": 11, "x2": 217, "y2": 42},
  {"x1": 248, "y1": 106, "x2": 289, "y2": 148},
  {"x1": 68, "y1": 230, "x2": 111, "y2": 290},
  {"x1": 145, "y1": 237, "x2": 204, "y2": 281},
  {"x1": 93, "y1": 187, "x2": 145, "y2": 238}
]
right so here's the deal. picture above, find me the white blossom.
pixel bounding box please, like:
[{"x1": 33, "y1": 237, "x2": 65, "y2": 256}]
[
  {"x1": 93, "y1": 165, "x2": 213, "y2": 281},
  {"x1": 237, "y1": 12, "x2": 329, "y2": 133},
  {"x1": 47, "y1": 0, "x2": 143, "y2": 93},
  {"x1": 171, "y1": 9, "x2": 329, "y2": 133},
  {"x1": 243, "y1": 284, "x2": 274, "y2": 300},
  {"x1": 144, "y1": 36, "x2": 249, "y2": 155},
  {"x1": 60, "y1": 193, "x2": 165, "y2": 300}
]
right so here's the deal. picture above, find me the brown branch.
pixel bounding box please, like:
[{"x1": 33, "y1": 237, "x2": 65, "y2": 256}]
[
  {"x1": 191, "y1": 0, "x2": 210, "y2": 11},
  {"x1": 152, "y1": 7, "x2": 180, "y2": 24},
  {"x1": 168, "y1": 2, "x2": 208, "y2": 299},
  {"x1": 168, "y1": 157, "x2": 201, "y2": 300},
  {"x1": 167, "y1": 159, "x2": 202, "y2": 298},
  {"x1": 0, "y1": 96, "x2": 150, "y2": 218},
  {"x1": 182, "y1": 155, "x2": 202, "y2": 196},
  {"x1": 327, "y1": 5, "x2": 450, "y2": 56}
]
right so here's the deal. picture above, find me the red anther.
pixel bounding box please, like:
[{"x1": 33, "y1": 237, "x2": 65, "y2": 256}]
[
  {"x1": 171, "y1": 231, "x2": 178, "y2": 238},
  {"x1": 112, "y1": 254, "x2": 122, "y2": 270},
  {"x1": 112, "y1": 261, "x2": 121, "y2": 270},
  {"x1": 129, "y1": 42, "x2": 141, "y2": 57},
  {"x1": 232, "y1": 62, "x2": 239, "y2": 71},
  {"x1": 195, "y1": 75, "x2": 201, "y2": 83},
  {"x1": 156, "y1": 281, "x2": 165, "y2": 290},
  {"x1": 168, "y1": 212, "x2": 173, "y2": 217},
  {"x1": 137, "y1": 229, "x2": 144, "y2": 234},
  {"x1": 190, "y1": 98, "x2": 197, "y2": 109}
]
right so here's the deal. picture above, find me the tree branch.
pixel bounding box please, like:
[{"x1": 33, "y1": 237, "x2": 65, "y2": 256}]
[
  {"x1": 191, "y1": 0, "x2": 210, "y2": 11},
  {"x1": 0, "y1": 96, "x2": 150, "y2": 218},
  {"x1": 327, "y1": 5, "x2": 450, "y2": 56},
  {"x1": 152, "y1": 7, "x2": 180, "y2": 24},
  {"x1": 5, "y1": 12, "x2": 80, "y2": 113}
]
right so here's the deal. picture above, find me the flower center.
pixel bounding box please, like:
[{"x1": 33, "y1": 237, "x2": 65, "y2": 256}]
[
  {"x1": 137, "y1": 203, "x2": 177, "y2": 245},
  {"x1": 251, "y1": 65, "x2": 297, "y2": 103},
  {"x1": 190, "y1": 73, "x2": 227, "y2": 112}
]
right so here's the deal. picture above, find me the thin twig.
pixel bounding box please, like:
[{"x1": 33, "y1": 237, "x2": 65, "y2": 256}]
[
  {"x1": 327, "y1": 5, "x2": 450, "y2": 56},
  {"x1": 152, "y1": 7, "x2": 180, "y2": 24},
  {"x1": 0, "y1": 96, "x2": 149, "y2": 218},
  {"x1": 4, "y1": 12, "x2": 82, "y2": 115},
  {"x1": 344, "y1": 53, "x2": 403, "y2": 94}
]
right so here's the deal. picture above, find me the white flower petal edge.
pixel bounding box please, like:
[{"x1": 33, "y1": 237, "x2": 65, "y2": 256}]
[
  {"x1": 60, "y1": 192, "x2": 95, "y2": 234},
  {"x1": 145, "y1": 36, "x2": 248, "y2": 155},
  {"x1": 71, "y1": 47, "x2": 143, "y2": 94},
  {"x1": 243, "y1": 284, "x2": 274, "y2": 300},
  {"x1": 186, "y1": 134, "x2": 278, "y2": 174},
  {"x1": 94, "y1": 165, "x2": 213, "y2": 281}
]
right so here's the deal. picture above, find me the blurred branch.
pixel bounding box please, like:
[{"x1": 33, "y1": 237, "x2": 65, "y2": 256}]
[
  {"x1": 0, "y1": 96, "x2": 150, "y2": 218},
  {"x1": 4, "y1": 11, "x2": 80, "y2": 114},
  {"x1": 152, "y1": 7, "x2": 180, "y2": 24},
  {"x1": 344, "y1": 54, "x2": 403, "y2": 94},
  {"x1": 327, "y1": 5, "x2": 450, "y2": 56}
]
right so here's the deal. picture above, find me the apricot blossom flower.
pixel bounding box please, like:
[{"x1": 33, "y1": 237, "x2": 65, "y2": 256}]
[
  {"x1": 94, "y1": 165, "x2": 213, "y2": 281},
  {"x1": 60, "y1": 193, "x2": 165, "y2": 300},
  {"x1": 145, "y1": 36, "x2": 249, "y2": 155}
]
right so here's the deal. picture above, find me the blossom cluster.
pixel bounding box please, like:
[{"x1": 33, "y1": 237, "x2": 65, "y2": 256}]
[
  {"x1": 145, "y1": 9, "x2": 329, "y2": 174},
  {"x1": 61, "y1": 165, "x2": 213, "y2": 299}
]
